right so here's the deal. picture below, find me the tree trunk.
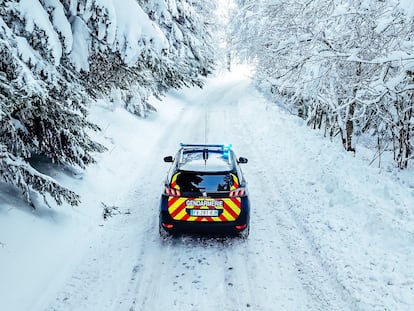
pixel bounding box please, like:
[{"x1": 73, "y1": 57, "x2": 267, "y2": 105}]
[
  {"x1": 345, "y1": 63, "x2": 361, "y2": 153},
  {"x1": 397, "y1": 107, "x2": 412, "y2": 169},
  {"x1": 345, "y1": 101, "x2": 356, "y2": 152}
]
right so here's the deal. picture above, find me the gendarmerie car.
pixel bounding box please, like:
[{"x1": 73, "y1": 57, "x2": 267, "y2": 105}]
[{"x1": 159, "y1": 144, "x2": 250, "y2": 238}]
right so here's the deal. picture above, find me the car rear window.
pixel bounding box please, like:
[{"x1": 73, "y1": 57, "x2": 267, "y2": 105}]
[
  {"x1": 179, "y1": 150, "x2": 233, "y2": 172},
  {"x1": 175, "y1": 172, "x2": 234, "y2": 193}
]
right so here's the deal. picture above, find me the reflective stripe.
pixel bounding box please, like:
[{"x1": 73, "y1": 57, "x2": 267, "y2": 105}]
[
  {"x1": 167, "y1": 197, "x2": 241, "y2": 222},
  {"x1": 168, "y1": 197, "x2": 187, "y2": 216},
  {"x1": 170, "y1": 172, "x2": 180, "y2": 189},
  {"x1": 230, "y1": 173, "x2": 239, "y2": 190},
  {"x1": 174, "y1": 208, "x2": 188, "y2": 220},
  {"x1": 226, "y1": 198, "x2": 241, "y2": 217}
]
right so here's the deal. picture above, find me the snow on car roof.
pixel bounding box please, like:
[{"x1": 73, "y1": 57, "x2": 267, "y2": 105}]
[
  {"x1": 179, "y1": 158, "x2": 233, "y2": 172},
  {"x1": 178, "y1": 150, "x2": 233, "y2": 172}
]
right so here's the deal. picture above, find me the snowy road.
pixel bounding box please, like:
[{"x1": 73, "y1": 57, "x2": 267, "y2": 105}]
[{"x1": 22, "y1": 70, "x2": 414, "y2": 311}]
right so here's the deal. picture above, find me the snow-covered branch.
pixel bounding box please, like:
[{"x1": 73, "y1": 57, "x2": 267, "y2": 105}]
[
  {"x1": 230, "y1": 0, "x2": 414, "y2": 168},
  {"x1": 0, "y1": 0, "x2": 217, "y2": 207}
]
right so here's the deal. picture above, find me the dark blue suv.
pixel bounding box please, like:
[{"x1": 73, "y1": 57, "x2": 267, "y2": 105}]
[{"x1": 159, "y1": 144, "x2": 250, "y2": 238}]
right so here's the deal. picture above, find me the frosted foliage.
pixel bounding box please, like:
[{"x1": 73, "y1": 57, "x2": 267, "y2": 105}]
[
  {"x1": 70, "y1": 16, "x2": 90, "y2": 72},
  {"x1": 18, "y1": 0, "x2": 62, "y2": 65},
  {"x1": 231, "y1": 0, "x2": 414, "y2": 168},
  {"x1": 44, "y1": 0, "x2": 73, "y2": 53},
  {"x1": 0, "y1": 145, "x2": 80, "y2": 207},
  {"x1": 112, "y1": 0, "x2": 168, "y2": 64},
  {"x1": 90, "y1": 0, "x2": 168, "y2": 66},
  {"x1": 0, "y1": 1, "x2": 105, "y2": 207},
  {"x1": 0, "y1": 0, "x2": 217, "y2": 207}
]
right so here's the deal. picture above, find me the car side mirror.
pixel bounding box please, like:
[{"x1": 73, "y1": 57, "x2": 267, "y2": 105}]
[
  {"x1": 164, "y1": 156, "x2": 174, "y2": 163},
  {"x1": 238, "y1": 157, "x2": 248, "y2": 164}
]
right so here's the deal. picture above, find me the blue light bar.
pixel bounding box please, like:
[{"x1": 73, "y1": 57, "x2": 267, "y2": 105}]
[{"x1": 180, "y1": 143, "x2": 232, "y2": 149}]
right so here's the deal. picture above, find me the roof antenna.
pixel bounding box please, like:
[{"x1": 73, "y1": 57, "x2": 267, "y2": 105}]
[{"x1": 203, "y1": 148, "x2": 208, "y2": 166}]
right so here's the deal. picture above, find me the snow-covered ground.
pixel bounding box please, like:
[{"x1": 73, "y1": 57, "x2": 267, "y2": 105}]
[{"x1": 1, "y1": 67, "x2": 413, "y2": 311}]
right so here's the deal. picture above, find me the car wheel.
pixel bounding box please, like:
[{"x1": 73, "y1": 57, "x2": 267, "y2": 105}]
[
  {"x1": 159, "y1": 222, "x2": 171, "y2": 239},
  {"x1": 239, "y1": 226, "x2": 250, "y2": 239}
]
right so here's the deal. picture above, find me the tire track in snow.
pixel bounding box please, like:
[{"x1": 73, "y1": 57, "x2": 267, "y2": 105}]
[
  {"x1": 234, "y1": 94, "x2": 361, "y2": 310},
  {"x1": 126, "y1": 228, "x2": 166, "y2": 311},
  {"x1": 120, "y1": 86, "x2": 258, "y2": 311},
  {"x1": 115, "y1": 93, "x2": 255, "y2": 311},
  {"x1": 44, "y1": 96, "x2": 207, "y2": 311},
  {"x1": 202, "y1": 80, "x2": 322, "y2": 310},
  {"x1": 221, "y1": 240, "x2": 256, "y2": 310},
  {"x1": 115, "y1": 100, "x2": 209, "y2": 311}
]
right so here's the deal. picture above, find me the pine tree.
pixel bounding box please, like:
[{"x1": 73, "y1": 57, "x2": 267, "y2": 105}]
[
  {"x1": 0, "y1": 2, "x2": 105, "y2": 207},
  {"x1": 0, "y1": 0, "x2": 220, "y2": 208},
  {"x1": 139, "y1": 0, "x2": 217, "y2": 90}
]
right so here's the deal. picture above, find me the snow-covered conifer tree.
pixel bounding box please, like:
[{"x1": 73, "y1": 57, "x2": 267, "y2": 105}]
[
  {"x1": 139, "y1": 0, "x2": 217, "y2": 91},
  {"x1": 0, "y1": 1, "x2": 105, "y2": 207},
  {"x1": 1, "y1": 0, "x2": 220, "y2": 207}
]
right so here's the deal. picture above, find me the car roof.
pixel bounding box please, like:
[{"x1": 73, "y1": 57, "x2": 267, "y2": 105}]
[{"x1": 176, "y1": 144, "x2": 236, "y2": 173}]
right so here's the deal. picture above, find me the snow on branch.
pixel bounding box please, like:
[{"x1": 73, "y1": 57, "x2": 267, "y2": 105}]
[
  {"x1": 18, "y1": 0, "x2": 63, "y2": 65},
  {"x1": 0, "y1": 0, "x2": 218, "y2": 209},
  {"x1": 230, "y1": 0, "x2": 414, "y2": 168},
  {"x1": 0, "y1": 145, "x2": 80, "y2": 207}
]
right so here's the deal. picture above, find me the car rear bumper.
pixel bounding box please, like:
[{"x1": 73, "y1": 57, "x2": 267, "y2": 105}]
[
  {"x1": 160, "y1": 212, "x2": 249, "y2": 235},
  {"x1": 159, "y1": 195, "x2": 250, "y2": 235}
]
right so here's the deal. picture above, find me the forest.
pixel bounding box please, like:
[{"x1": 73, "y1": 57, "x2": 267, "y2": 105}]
[
  {"x1": 0, "y1": 0, "x2": 217, "y2": 206},
  {"x1": 231, "y1": 0, "x2": 414, "y2": 169}
]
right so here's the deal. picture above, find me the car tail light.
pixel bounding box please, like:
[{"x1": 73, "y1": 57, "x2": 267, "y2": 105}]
[
  {"x1": 162, "y1": 223, "x2": 174, "y2": 229},
  {"x1": 235, "y1": 224, "x2": 247, "y2": 230},
  {"x1": 165, "y1": 186, "x2": 181, "y2": 197},
  {"x1": 229, "y1": 188, "x2": 245, "y2": 197}
]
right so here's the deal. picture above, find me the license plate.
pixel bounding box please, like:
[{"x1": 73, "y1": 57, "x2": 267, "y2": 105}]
[{"x1": 189, "y1": 209, "x2": 219, "y2": 217}]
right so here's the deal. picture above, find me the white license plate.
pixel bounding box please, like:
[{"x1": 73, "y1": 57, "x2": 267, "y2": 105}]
[{"x1": 189, "y1": 209, "x2": 219, "y2": 217}]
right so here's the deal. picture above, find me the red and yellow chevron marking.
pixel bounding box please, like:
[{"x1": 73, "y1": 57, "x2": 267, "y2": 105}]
[
  {"x1": 170, "y1": 172, "x2": 180, "y2": 189},
  {"x1": 230, "y1": 173, "x2": 239, "y2": 190},
  {"x1": 168, "y1": 197, "x2": 241, "y2": 222}
]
